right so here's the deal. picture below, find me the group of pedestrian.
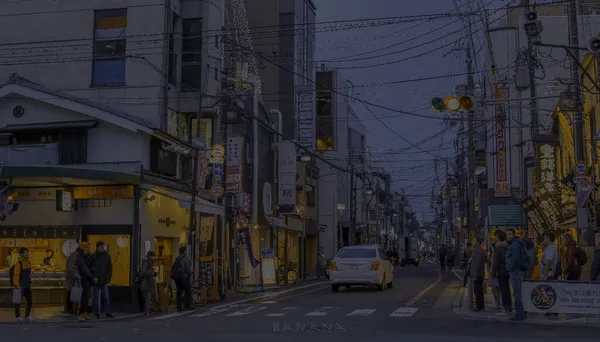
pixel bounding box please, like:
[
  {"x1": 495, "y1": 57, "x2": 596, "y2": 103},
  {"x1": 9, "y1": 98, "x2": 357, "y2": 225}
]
[
  {"x1": 11, "y1": 241, "x2": 114, "y2": 322},
  {"x1": 137, "y1": 246, "x2": 193, "y2": 315}
]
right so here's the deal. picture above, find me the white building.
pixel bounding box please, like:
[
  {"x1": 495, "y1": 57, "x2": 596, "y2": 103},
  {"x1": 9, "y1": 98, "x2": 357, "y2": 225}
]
[
  {"x1": 315, "y1": 69, "x2": 367, "y2": 259},
  {"x1": 0, "y1": 0, "x2": 224, "y2": 309}
]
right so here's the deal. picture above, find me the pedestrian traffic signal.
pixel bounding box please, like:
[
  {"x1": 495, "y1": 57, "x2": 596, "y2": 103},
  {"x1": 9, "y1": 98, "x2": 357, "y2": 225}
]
[
  {"x1": 431, "y1": 97, "x2": 445, "y2": 111},
  {"x1": 459, "y1": 96, "x2": 474, "y2": 111}
]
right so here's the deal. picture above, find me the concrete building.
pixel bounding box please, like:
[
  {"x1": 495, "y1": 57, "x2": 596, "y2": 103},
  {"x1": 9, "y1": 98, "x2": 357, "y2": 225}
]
[{"x1": 0, "y1": 0, "x2": 226, "y2": 308}]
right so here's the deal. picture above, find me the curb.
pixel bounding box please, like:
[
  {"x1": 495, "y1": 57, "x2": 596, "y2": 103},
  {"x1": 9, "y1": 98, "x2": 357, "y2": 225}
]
[{"x1": 0, "y1": 312, "x2": 145, "y2": 326}]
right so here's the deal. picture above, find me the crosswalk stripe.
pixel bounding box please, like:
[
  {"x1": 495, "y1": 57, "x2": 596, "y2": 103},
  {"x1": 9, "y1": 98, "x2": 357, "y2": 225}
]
[
  {"x1": 305, "y1": 306, "x2": 337, "y2": 316},
  {"x1": 265, "y1": 307, "x2": 300, "y2": 316},
  {"x1": 346, "y1": 309, "x2": 376, "y2": 316},
  {"x1": 389, "y1": 307, "x2": 419, "y2": 317},
  {"x1": 225, "y1": 306, "x2": 267, "y2": 316}
]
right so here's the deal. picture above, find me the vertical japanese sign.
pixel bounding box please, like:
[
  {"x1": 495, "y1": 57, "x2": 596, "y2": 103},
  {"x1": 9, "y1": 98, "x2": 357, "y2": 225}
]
[
  {"x1": 296, "y1": 84, "x2": 316, "y2": 153},
  {"x1": 522, "y1": 196, "x2": 550, "y2": 235},
  {"x1": 225, "y1": 136, "x2": 243, "y2": 193},
  {"x1": 278, "y1": 140, "x2": 297, "y2": 213},
  {"x1": 494, "y1": 85, "x2": 511, "y2": 197},
  {"x1": 533, "y1": 185, "x2": 562, "y2": 231},
  {"x1": 536, "y1": 142, "x2": 558, "y2": 194}
]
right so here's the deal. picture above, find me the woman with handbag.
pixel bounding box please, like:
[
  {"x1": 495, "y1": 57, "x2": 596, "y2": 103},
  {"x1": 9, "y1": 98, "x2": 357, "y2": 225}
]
[{"x1": 11, "y1": 247, "x2": 33, "y2": 322}]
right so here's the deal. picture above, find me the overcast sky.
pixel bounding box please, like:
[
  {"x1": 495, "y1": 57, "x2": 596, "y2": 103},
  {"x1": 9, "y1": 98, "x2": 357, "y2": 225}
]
[{"x1": 313, "y1": 0, "x2": 485, "y2": 219}]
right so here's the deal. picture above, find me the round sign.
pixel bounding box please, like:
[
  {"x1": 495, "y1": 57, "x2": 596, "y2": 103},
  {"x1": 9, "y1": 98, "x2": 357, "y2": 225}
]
[
  {"x1": 210, "y1": 184, "x2": 225, "y2": 198},
  {"x1": 211, "y1": 144, "x2": 225, "y2": 158},
  {"x1": 575, "y1": 161, "x2": 586, "y2": 176},
  {"x1": 117, "y1": 236, "x2": 129, "y2": 248},
  {"x1": 530, "y1": 284, "x2": 557, "y2": 310},
  {"x1": 62, "y1": 239, "x2": 78, "y2": 257}
]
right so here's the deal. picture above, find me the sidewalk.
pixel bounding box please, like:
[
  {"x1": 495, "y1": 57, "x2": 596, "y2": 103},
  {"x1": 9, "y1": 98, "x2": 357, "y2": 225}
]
[
  {"x1": 0, "y1": 306, "x2": 142, "y2": 324},
  {"x1": 452, "y1": 272, "x2": 600, "y2": 326}
]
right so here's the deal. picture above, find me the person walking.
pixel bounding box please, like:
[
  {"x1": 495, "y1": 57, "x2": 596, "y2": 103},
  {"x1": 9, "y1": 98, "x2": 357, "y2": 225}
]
[
  {"x1": 505, "y1": 228, "x2": 527, "y2": 321},
  {"x1": 438, "y1": 244, "x2": 447, "y2": 272},
  {"x1": 490, "y1": 230, "x2": 512, "y2": 315},
  {"x1": 139, "y1": 251, "x2": 157, "y2": 315},
  {"x1": 76, "y1": 242, "x2": 97, "y2": 321},
  {"x1": 11, "y1": 247, "x2": 33, "y2": 322},
  {"x1": 91, "y1": 241, "x2": 114, "y2": 319},
  {"x1": 171, "y1": 246, "x2": 193, "y2": 311},
  {"x1": 469, "y1": 239, "x2": 485, "y2": 311}
]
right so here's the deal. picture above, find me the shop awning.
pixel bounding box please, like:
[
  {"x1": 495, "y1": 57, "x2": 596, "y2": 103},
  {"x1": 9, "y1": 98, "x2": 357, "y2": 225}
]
[
  {"x1": 0, "y1": 164, "x2": 141, "y2": 185},
  {"x1": 139, "y1": 184, "x2": 223, "y2": 216},
  {"x1": 265, "y1": 216, "x2": 287, "y2": 229},
  {"x1": 488, "y1": 204, "x2": 524, "y2": 226}
]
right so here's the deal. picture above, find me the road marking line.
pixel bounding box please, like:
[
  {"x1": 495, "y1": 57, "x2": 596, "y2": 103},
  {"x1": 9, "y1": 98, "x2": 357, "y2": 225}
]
[
  {"x1": 346, "y1": 309, "x2": 376, "y2": 316},
  {"x1": 189, "y1": 305, "x2": 240, "y2": 317},
  {"x1": 389, "y1": 307, "x2": 419, "y2": 317},
  {"x1": 225, "y1": 306, "x2": 267, "y2": 316},
  {"x1": 305, "y1": 307, "x2": 337, "y2": 316},
  {"x1": 452, "y1": 269, "x2": 464, "y2": 280},
  {"x1": 405, "y1": 268, "x2": 442, "y2": 306},
  {"x1": 150, "y1": 280, "x2": 327, "y2": 320},
  {"x1": 266, "y1": 307, "x2": 299, "y2": 316}
]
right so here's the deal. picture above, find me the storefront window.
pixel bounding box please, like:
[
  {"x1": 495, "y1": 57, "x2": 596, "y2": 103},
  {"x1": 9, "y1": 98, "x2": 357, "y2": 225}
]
[
  {"x1": 88, "y1": 235, "x2": 131, "y2": 286},
  {"x1": 1, "y1": 238, "x2": 68, "y2": 272}
]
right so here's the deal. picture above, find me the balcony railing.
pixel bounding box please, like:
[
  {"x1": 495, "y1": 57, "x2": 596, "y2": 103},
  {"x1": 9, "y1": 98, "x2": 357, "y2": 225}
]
[{"x1": 0, "y1": 143, "x2": 59, "y2": 165}]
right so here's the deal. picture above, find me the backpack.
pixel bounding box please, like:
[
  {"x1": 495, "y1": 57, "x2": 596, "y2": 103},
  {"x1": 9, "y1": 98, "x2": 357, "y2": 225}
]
[
  {"x1": 170, "y1": 256, "x2": 183, "y2": 281},
  {"x1": 8, "y1": 261, "x2": 22, "y2": 286},
  {"x1": 522, "y1": 248, "x2": 535, "y2": 271},
  {"x1": 518, "y1": 241, "x2": 531, "y2": 271},
  {"x1": 575, "y1": 247, "x2": 588, "y2": 266}
]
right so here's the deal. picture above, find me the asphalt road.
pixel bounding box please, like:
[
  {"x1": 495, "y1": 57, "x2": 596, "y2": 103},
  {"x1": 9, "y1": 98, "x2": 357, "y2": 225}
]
[{"x1": 2, "y1": 262, "x2": 600, "y2": 341}]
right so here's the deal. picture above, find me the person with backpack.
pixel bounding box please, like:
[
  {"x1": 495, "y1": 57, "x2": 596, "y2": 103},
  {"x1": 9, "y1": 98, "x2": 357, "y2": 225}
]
[
  {"x1": 171, "y1": 246, "x2": 193, "y2": 311},
  {"x1": 11, "y1": 247, "x2": 33, "y2": 322},
  {"x1": 565, "y1": 234, "x2": 587, "y2": 281},
  {"x1": 505, "y1": 228, "x2": 527, "y2": 321}
]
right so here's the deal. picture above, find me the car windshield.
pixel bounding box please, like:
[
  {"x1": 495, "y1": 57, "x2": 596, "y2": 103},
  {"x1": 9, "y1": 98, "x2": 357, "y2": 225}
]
[{"x1": 337, "y1": 248, "x2": 376, "y2": 259}]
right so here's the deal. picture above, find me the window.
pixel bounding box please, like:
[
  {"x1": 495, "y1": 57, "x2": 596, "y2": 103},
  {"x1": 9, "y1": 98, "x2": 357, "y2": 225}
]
[
  {"x1": 58, "y1": 131, "x2": 87, "y2": 164},
  {"x1": 168, "y1": 12, "x2": 179, "y2": 85},
  {"x1": 92, "y1": 9, "x2": 127, "y2": 85},
  {"x1": 149, "y1": 138, "x2": 177, "y2": 176},
  {"x1": 336, "y1": 248, "x2": 376, "y2": 259},
  {"x1": 182, "y1": 18, "x2": 203, "y2": 90}
]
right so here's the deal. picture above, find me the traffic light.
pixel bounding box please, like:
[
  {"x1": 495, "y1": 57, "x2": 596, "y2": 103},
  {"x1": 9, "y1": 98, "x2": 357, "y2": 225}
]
[
  {"x1": 431, "y1": 97, "x2": 445, "y2": 111},
  {"x1": 444, "y1": 96, "x2": 460, "y2": 111},
  {"x1": 459, "y1": 96, "x2": 474, "y2": 111}
]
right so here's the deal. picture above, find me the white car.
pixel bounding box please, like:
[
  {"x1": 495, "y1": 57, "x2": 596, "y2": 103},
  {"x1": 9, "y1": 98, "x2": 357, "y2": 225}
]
[{"x1": 328, "y1": 244, "x2": 394, "y2": 292}]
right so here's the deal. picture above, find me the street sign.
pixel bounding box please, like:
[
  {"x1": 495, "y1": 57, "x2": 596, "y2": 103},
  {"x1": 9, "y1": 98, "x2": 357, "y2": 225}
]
[
  {"x1": 575, "y1": 161, "x2": 586, "y2": 176},
  {"x1": 210, "y1": 184, "x2": 224, "y2": 199},
  {"x1": 211, "y1": 144, "x2": 225, "y2": 158},
  {"x1": 209, "y1": 158, "x2": 224, "y2": 164}
]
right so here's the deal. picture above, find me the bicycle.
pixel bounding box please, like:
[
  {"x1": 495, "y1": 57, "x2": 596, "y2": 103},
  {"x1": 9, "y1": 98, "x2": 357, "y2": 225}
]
[
  {"x1": 277, "y1": 262, "x2": 299, "y2": 286},
  {"x1": 191, "y1": 277, "x2": 213, "y2": 307}
]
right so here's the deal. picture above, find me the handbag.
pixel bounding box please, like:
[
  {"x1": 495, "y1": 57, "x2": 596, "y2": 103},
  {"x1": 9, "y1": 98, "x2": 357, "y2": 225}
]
[
  {"x1": 70, "y1": 280, "x2": 83, "y2": 302},
  {"x1": 12, "y1": 288, "x2": 22, "y2": 304}
]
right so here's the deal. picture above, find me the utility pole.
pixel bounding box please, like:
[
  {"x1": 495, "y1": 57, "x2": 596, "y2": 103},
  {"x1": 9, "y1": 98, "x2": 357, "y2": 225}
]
[
  {"x1": 466, "y1": 44, "x2": 476, "y2": 240},
  {"x1": 523, "y1": 0, "x2": 539, "y2": 134},
  {"x1": 349, "y1": 166, "x2": 356, "y2": 246},
  {"x1": 568, "y1": 0, "x2": 588, "y2": 244}
]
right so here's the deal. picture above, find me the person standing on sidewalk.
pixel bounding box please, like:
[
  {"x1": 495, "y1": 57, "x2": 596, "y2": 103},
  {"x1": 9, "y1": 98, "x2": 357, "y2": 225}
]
[
  {"x1": 490, "y1": 230, "x2": 512, "y2": 315},
  {"x1": 76, "y1": 242, "x2": 98, "y2": 321},
  {"x1": 171, "y1": 246, "x2": 193, "y2": 311},
  {"x1": 11, "y1": 247, "x2": 33, "y2": 322},
  {"x1": 505, "y1": 228, "x2": 526, "y2": 321},
  {"x1": 65, "y1": 248, "x2": 80, "y2": 314},
  {"x1": 140, "y1": 251, "x2": 157, "y2": 315},
  {"x1": 564, "y1": 235, "x2": 586, "y2": 281},
  {"x1": 438, "y1": 244, "x2": 447, "y2": 272},
  {"x1": 91, "y1": 241, "x2": 114, "y2": 319},
  {"x1": 469, "y1": 238, "x2": 485, "y2": 311}
]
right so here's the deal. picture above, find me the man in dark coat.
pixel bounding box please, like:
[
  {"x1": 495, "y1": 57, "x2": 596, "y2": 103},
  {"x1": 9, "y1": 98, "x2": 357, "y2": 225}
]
[
  {"x1": 76, "y1": 242, "x2": 97, "y2": 321},
  {"x1": 91, "y1": 241, "x2": 114, "y2": 319}
]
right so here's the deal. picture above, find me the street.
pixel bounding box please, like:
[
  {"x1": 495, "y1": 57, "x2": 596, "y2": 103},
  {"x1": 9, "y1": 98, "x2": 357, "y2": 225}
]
[{"x1": 1, "y1": 263, "x2": 599, "y2": 341}]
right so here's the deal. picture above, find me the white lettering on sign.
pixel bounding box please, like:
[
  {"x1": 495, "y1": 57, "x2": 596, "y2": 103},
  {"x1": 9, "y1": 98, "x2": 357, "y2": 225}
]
[{"x1": 539, "y1": 143, "x2": 556, "y2": 192}]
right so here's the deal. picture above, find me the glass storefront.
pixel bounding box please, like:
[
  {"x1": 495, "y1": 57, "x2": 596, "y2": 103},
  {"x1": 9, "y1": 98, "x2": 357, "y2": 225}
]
[
  {"x1": 88, "y1": 235, "x2": 132, "y2": 286},
  {"x1": 276, "y1": 230, "x2": 301, "y2": 284}
]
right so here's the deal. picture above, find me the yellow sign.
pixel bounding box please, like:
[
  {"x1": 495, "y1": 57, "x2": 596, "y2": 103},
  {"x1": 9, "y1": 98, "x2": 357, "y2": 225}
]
[
  {"x1": 211, "y1": 144, "x2": 225, "y2": 158},
  {"x1": 73, "y1": 186, "x2": 134, "y2": 199}
]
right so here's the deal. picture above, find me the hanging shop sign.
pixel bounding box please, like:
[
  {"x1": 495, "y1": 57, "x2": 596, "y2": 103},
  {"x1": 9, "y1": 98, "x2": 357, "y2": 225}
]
[
  {"x1": 522, "y1": 280, "x2": 600, "y2": 314},
  {"x1": 278, "y1": 140, "x2": 297, "y2": 213},
  {"x1": 533, "y1": 184, "x2": 562, "y2": 231},
  {"x1": 296, "y1": 84, "x2": 316, "y2": 153},
  {"x1": 225, "y1": 136, "x2": 243, "y2": 193},
  {"x1": 535, "y1": 141, "x2": 558, "y2": 193},
  {"x1": 238, "y1": 227, "x2": 260, "y2": 268},
  {"x1": 575, "y1": 176, "x2": 593, "y2": 208},
  {"x1": 493, "y1": 85, "x2": 511, "y2": 197},
  {"x1": 561, "y1": 171, "x2": 576, "y2": 191},
  {"x1": 260, "y1": 248, "x2": 277, "y2": 289},
  {"x1": 522, "y1": 196, "x2": 550, "y2": 235}
]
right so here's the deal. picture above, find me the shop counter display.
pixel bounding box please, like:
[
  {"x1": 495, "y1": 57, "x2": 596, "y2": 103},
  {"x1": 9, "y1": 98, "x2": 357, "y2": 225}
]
[{"x1": 0, "y1": 270, "x2": 67, "y2": 307}]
